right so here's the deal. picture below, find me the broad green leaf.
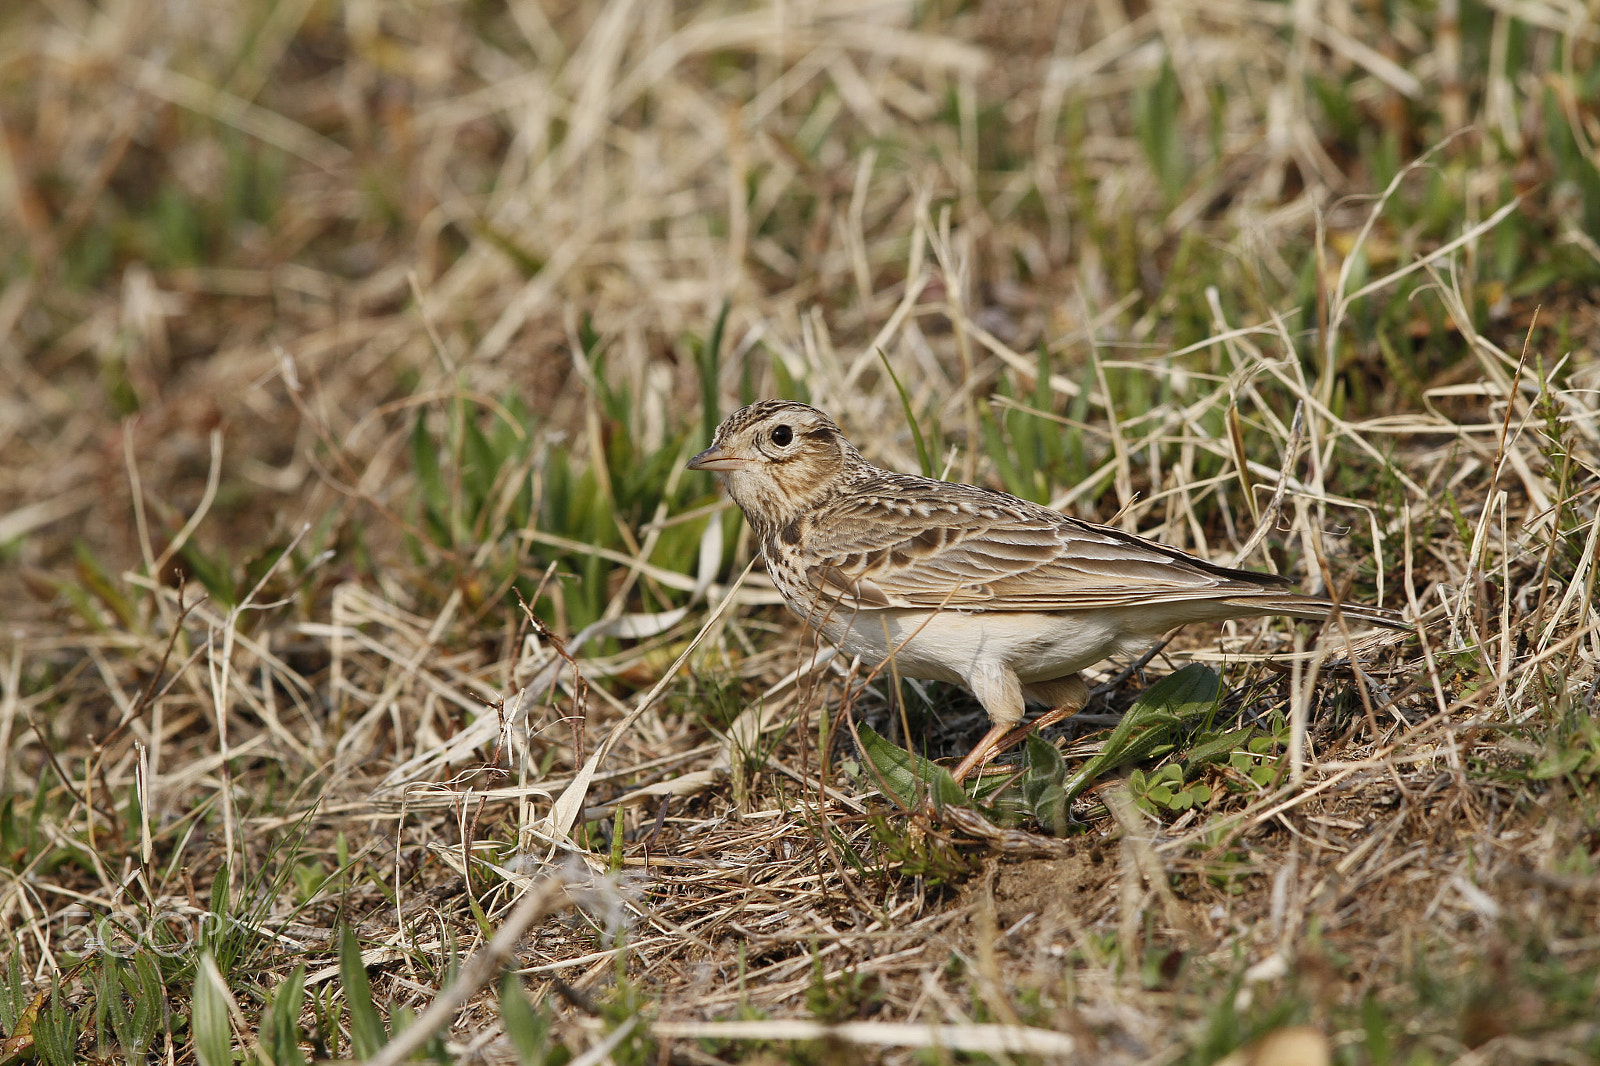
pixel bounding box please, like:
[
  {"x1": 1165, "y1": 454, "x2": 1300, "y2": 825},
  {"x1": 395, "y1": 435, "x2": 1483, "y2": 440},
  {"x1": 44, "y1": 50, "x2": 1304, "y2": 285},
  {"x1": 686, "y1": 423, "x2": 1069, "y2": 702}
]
[
  {"x1": 1023, "y1": 735, "x2": 1068, "y2": 835},
  {"x1": 1064, "y1": 664, "x2": 1221, "y2": 801},
  {"x1": 1184, "y1": 725, "x2": 1258, "y2": 768},
  {"x1": 190, "y1": 957, "x2": 233, "y2": 1066},
  {"x1": 857, "y1": 725, "x2": 971, "y2": 811},
  {"x1": 500, "y1": 971, "x2": 556, "y2": 1066},
  {"x1": 339, "y1": 925, "x2": 388, "y2": 1058}
]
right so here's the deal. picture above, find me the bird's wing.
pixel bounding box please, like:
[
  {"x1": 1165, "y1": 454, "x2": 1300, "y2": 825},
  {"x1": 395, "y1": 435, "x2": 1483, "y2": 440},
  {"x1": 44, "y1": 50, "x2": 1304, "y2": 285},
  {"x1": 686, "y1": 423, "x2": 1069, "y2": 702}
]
[{"x1": 797, "y1": 477, "x2": 1290, "y2": 613}]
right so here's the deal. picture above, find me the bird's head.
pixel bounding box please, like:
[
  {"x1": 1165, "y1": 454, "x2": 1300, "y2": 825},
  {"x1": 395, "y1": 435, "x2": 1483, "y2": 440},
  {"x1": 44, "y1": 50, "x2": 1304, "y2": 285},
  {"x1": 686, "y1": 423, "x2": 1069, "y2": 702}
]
[{"x1": 687, "y1": 400, "x2": 861, "y2": 533}]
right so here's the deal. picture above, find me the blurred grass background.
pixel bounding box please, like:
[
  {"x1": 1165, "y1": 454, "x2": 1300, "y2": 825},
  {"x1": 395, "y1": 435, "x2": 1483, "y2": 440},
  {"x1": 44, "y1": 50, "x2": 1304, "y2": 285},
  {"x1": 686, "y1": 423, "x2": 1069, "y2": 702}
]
[
  {"x1": 3, "y1": 0, "x2": 1599, "y2": 1063},
  {"x1": 6, "y1": 0, "x2": 1595, "y2": 630}
]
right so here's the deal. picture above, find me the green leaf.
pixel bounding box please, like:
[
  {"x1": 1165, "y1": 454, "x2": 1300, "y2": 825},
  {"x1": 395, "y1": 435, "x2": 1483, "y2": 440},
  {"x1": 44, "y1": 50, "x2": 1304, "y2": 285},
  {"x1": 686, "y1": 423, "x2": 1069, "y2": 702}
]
[
  {"x1": 466, "y1": 888, "x2": 492, "y2": 939},
  {"x1": 878, "y1": 350, "x2": 934, "y2": 478},
  {"x1": 461, "y1": 412, "x2": 498, "y2": 517},
  {"x1": 0, "y1": 949, "x2": 23, "y2": 1031},
  {"x1": 857, "y1": 724, "x2": 971, "y2": 811},
  {"x1": 412, "y1": 412, "x2": 448, "y2": 543},
  {"x1": 113, "y1": 955, "x2": 162, "y2": 1059},
  {"x1": 500, "y1": 971, "x2": 556, "y2": 1066},
  {"x1": 699, "y1": 301, "x2": 729, "y2": 449},
  {"x1": 1022, "y1": 732, "x2": 1066, "y2": 792},
  {"x1": 981, "y1": 402, "x2": 1024, "y2": 497},
  {"x1": 263, "y1": 965, "x2": 309, "y2": 1066},
  {"x1": 190, "y1": 956, "x2": 234, "y2": 1066},
  {"x1": 930, "y1": 767, "x2": 970, "y2": 810},
  {"x1": 1063, "y1": 664, "x2": 1221, "y2": 801},
  {"x1": 93, "y1": 959, "x2": 115, "y2": 1058},
  {"x1": 1135, "y1": 663, "x2": 1222, "y2": 719},
  {"x1": 1362, "y1": 992, "x2": 1391, "y2": 1064},
  {"x1": 339, "y1": 925, "x2": 388, "y2": 1058},
  {"x1": 388, "y1": 1004, "x2": 415, "y2": 1043},
  {"x1": 36, "y1": 983, "x2": 79, "y2": 1066},
  {"x1": 1022, "y1": 735, "x2": 1069, "y2": 835},
  {"x1": 72, "y1": 541, "x2": 138, "y2": 630},
  {"x1": 201, "y1": 864, "x2": 230, "y2": 956},
  {"x1": 177, "y1": 538, "x2": 242, "y2": 607},
  {"x1": 209, "y1": 862, "x2": 229, "y2": 920},
  {"x1": 1184, "y1": 725, "x2": 1258, "y2": 768}
]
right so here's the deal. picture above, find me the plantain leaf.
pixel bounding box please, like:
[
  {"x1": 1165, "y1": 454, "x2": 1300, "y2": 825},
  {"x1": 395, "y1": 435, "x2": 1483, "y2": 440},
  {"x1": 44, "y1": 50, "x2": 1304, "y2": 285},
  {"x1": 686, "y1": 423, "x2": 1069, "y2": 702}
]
[
  {"x1": 190, "y1": 957, "x2": 233, "y2": 1066},
  {"x1": 1023, "y1": 735, "x2": 1069, "y2": 835},
  {"x1": 857, "y1": 725, "x2": 971, "y2": 811},
  {"x1": 34, "y1": 984, "x2": 77, "y2": 1066},
  {"x1": 500, "y1": 970, "x2": 557, "y2": 1066},
  {"x1": 1064, "y1": 664, "x2": 1221, "y2": 801},
  {"x1": 339, "y1": 925, "x2": 388, "y2": 1059},
  {"x1": 1183, "y1": 724, "x2": 1257, "y2": 768}
]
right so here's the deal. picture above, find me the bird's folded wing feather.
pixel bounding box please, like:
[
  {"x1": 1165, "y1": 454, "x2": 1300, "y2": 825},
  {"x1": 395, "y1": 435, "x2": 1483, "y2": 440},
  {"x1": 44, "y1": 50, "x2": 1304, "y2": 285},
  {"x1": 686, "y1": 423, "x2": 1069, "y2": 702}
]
[{"x1": 801, "y1": 484, "x2": 1289, "y2": 612}]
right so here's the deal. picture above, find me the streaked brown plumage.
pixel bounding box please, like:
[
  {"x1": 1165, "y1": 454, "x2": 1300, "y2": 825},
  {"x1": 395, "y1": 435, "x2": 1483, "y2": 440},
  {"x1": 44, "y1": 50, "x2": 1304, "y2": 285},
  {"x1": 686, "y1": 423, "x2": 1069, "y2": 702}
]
[{"x1": 689, "y1": 400, "x2": 1408, "y2": 781}]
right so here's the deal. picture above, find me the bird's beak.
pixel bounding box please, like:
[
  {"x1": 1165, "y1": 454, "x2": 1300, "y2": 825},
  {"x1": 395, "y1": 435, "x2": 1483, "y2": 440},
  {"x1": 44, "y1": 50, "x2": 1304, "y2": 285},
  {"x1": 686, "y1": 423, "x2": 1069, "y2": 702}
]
[{"x1": 686, "y1": 444, "x2": 748, "y2": 472}]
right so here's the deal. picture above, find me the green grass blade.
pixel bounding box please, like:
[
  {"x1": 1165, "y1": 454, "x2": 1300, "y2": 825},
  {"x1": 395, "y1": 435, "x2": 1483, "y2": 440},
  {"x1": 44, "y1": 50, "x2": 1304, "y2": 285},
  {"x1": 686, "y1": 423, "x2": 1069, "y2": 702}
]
[
  {"x1": 700, "y1": 300, "x2": 728, "y2": 447},
  {"x1": 877, "y1": 349, "x2": 934, "y2": 478},
  {"x1": 263, "y1": 964, "x2": 309, "y2": 1066}
]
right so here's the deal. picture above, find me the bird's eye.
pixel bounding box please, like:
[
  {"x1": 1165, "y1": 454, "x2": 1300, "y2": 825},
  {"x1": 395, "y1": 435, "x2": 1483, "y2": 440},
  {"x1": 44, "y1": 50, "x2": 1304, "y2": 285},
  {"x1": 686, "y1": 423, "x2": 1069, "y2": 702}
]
[{"x1": 771, "y1": 424, "x2": 793, "y2": 446}]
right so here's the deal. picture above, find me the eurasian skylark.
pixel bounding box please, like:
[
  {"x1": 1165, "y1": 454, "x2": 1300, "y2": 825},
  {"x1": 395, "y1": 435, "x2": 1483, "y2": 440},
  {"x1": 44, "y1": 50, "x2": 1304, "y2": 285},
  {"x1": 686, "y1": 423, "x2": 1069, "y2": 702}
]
[{"x1": 688, "y1": 400, "x2": 1407, "y2": 782}]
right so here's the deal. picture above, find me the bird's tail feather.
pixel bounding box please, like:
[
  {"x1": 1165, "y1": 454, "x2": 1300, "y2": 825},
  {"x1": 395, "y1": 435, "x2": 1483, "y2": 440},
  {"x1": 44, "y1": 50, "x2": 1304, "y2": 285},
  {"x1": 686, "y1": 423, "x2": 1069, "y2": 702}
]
[{"x1": 1224, "y1": 595, "x2": 1411, "y2": 631}]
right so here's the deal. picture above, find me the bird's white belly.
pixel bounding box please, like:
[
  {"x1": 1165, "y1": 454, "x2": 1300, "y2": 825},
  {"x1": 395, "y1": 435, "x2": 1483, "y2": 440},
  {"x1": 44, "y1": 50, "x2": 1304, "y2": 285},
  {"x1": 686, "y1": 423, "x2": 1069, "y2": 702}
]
[{"x1": 812, "y1": 607, "x2": 1157, "y2": 687}]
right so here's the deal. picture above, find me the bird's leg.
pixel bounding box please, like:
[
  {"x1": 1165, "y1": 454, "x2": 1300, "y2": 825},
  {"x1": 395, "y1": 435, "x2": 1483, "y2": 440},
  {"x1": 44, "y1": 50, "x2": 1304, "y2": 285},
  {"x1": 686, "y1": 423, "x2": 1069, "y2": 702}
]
[
  {"x1": 949, "y1": 722, "x2": 1015, "y2": 783},
  {"x1": 992, "y1": 674, "x2": 1092, "y2": 763},
  {"x1": 951, "y1": 664, "x2": 1026, "y2": 784},
  {"x1": 994, "y1": 704, "x2": 1078, "y2": 752}
]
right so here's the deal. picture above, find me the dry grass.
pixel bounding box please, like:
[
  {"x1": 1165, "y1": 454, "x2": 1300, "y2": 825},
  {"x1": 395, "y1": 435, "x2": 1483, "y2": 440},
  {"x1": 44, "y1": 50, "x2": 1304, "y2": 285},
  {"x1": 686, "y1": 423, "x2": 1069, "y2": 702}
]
[{"x1": 3, "y1": 1, "x2": 1599, "y2": 1064}]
